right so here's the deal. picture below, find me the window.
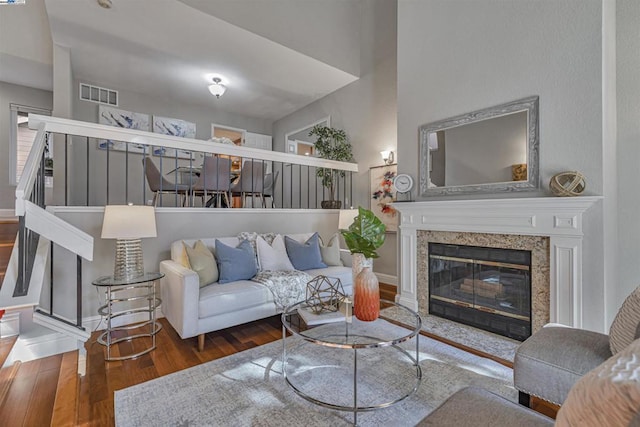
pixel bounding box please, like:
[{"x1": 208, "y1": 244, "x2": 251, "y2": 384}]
[{"x1": 10, "y1": 104, "x2": 52, "y2": 186}]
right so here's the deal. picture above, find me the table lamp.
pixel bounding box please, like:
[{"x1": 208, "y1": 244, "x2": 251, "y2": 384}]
[
  {"x1": 338, "y1": 208, "x2": 359, "y2": 230},
  {"x1": 101, "y1": 205, "x2": 157, "y2": 281}
]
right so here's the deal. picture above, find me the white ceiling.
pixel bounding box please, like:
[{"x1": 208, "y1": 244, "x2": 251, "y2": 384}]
[{"x1": 44, "y1": 0, "x2": 361, "y2": 121}]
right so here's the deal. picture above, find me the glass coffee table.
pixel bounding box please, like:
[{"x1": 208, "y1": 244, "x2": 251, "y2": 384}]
[{"x1": 281, "y1": 299, "x2": 422, "y2": 425}]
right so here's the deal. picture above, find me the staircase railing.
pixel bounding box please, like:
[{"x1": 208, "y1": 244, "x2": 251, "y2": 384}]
[
  {"x1": 1, "y1": 120, "x2": 94, "y2": 335},
  {"x1": 28, "y1": 115, "x2": 358, "y2": 209}
]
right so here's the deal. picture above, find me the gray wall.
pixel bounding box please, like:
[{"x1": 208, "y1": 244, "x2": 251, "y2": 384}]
[
  {"x1": 617, "y1": 0, "x2": 640, "y2": 313},
  {"x1": 398, "y1": 0, "x2": 603, "y2": 200},
  {"x1": 0, "y1": 81, "x2": 53, "y2": 210},
  {"x1": 397, "y1": 0, "x2": 607, "y2": 330},
  {"x1": 272, "y1": 1, "x2": 398, "y2": 279}
]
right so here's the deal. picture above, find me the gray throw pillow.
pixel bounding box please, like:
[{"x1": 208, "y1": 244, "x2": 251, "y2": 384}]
[
  {"x1": 284, "y1": 233, "x2": 327, "y2": 271},
  {"x1": 215, "y1": 239, "x2": 257, "y2": 284}
]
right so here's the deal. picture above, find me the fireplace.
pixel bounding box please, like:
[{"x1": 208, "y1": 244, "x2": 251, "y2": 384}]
[
  {"x1": 393, "y1": 197, "x2": 601, "y2": 333},
  {"x1": 428, "y1": 243, "x2": 531, "y2": 341}
]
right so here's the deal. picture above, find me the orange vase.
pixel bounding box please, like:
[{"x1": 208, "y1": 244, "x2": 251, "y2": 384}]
[{"x1": 354, "y1": 267, "x2": 380, "y2": 321}]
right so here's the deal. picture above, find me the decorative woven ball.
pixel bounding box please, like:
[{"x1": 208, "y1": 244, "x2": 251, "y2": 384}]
[
  {"x1": 305, "y1": 275, "x2": 345, "y2": 314},
  {"x1": 549, "y1": 171, "x2": 586, "y2": 197}
]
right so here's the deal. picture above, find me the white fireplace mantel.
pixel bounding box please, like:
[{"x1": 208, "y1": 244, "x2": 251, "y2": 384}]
[{"x1": 392, "y1": 196, "x2": 602, "y2": 329}]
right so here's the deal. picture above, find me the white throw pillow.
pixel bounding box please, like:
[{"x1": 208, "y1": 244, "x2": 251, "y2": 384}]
[
  {"x1": 256, "y1": 235, "x2": 295, "y2": 271},
  {"x1": 556, "y1": 337, "x2": 640, "y2": 427}
]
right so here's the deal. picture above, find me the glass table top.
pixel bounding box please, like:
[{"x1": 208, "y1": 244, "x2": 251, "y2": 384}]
[
  {"x1": 92, "y1": 272, "x2": 164, "y2": 287},
  {"x1": 282, "y1": 299, "x2": 422, "y2": 349}
]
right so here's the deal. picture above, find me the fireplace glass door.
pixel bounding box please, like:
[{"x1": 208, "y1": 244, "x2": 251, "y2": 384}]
[{"x1": 428, "y1": 243, "x2": 531, "y2": 340}]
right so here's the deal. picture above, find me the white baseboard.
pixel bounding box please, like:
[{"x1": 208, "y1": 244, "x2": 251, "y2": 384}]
[
  {"x1": 0, "y1": 209, "x2": 16, "y2": 220},
  {"x1": 3, "y1": 328, "x2": 80, "y2": 367},
  {"x1": 396, "y1": 294, "x2": 418, "y2": 311},
  {"x1": 0, "y1": 312, "x2": 20, "y2": 338},
  {"x1": 374, "y1": 273, "x2": 397, "y2": 286},
  {"x1": 2, "y1": 308, "x2": 164, "y2": 367}
]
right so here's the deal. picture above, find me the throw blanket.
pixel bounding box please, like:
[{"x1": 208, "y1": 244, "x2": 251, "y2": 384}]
[{"x1": 252, "y1": 270, "x2": 312, "y2": 310}]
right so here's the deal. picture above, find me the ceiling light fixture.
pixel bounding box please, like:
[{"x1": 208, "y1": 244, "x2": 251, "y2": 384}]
[
  {"x1": 97, "y1": 0, "x2": 112, "y2": 9},
  {"x1": 208, "y1": 77, "x2": 227, "y2": 98}
]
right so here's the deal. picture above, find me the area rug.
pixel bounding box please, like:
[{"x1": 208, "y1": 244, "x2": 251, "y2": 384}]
[{"x1": 115, "y1": 319, "x2": 516, "y2": 426}]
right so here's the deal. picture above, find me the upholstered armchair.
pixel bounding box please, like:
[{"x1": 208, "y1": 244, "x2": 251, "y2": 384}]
[
  {"x1": 514, "y1": 285, "x2": 640, "y2": 407},
  {"x1": 419, "y1": 287, "x2": 640, "y2": 426}
]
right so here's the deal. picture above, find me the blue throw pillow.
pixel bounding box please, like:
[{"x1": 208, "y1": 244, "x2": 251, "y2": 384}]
[
  {"x1": 284, "y1": 233, "x2": 327, "y2": 271},
  {"x1": 215, "y1": 239, "x2": 258, "y2": 284}
]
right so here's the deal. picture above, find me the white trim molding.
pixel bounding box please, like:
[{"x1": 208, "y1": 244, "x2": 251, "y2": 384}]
[
  {"x1": 0, "y1": 209, "x2": 17, "y2": 220},
  {"x1": 392, "y1": 197, "x2": 602, "y2": 329}
]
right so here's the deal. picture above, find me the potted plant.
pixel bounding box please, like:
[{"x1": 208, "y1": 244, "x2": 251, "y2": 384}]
[
  {"x1": 309, "y1": 124, "x2": 354, "y2": 209},
  {"x1": 340, "y1": 207, "x2": 386, "y2": 321}
]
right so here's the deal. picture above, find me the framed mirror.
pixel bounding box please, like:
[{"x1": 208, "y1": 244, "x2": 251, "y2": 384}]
[
  {"x1": 419, "y1": 96, "x2": 539, "y2": 196},
  {"x1": 284, "y1": 116, "x2": 330, "y2": 156}
]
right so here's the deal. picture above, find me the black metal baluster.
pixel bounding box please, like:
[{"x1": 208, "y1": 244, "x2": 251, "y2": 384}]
[
  {"x1": 174, "y1": 152, "x2": 179, "y2": 207},
  {"x1": 14, "y1": 216, "x2": 25, "y2": 297},
  {"x1": 159, "y1": 156, "x2": 163, "y2": 207},
  {"x1": 125, "y1": 143, "x2": 129, "y2": 203},
  {"x1": 76, "y1": 255, "x2": 82, "y2": 327},
  {"x1": 298, "y1": 164, "x2": 301, "y2": 209},
  {"x1": 49, "y1": 242, "x2": 54, "y2": 314},
  {"x1": 64, "y1": 134, "x2": 68, "y2": 206},
  {"x1": 86, "y1": 137, "x2": 89, "y2": 206},
  {"x1": 307, "y1": 166, "x2": 311, "y2": 209},
  {"x1": 142, "y1": 146, "x2": 147, "y2": 205},
  {"x1": 106, "y1": 140, "x2": 110, "y2": 205}
]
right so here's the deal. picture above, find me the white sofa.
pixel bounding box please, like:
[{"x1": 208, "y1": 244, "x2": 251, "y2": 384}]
[{"x1": 160, "y1": 233, "x2": 353, "y2": 350}]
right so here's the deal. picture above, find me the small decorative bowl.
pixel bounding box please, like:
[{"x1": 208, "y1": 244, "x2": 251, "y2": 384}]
[{"x1": 549, "y1": 171, "x2": 586, "y2": 197}]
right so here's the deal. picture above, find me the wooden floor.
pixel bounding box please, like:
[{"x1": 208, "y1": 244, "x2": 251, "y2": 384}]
[
  {"x1": 0, "y1": 315, "x2": 284, "y2": 426},
  {"x1": 0, "y1": 284, "x2": 557, "y2": 426}
]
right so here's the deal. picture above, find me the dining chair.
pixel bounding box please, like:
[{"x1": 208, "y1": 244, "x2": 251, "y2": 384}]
[
  {"x1": 262, "y1": 170, "x2": 279, "y2": 208},
  {"x1": 191, "y1": 155, "x2": 232, "y2": 207},
  {"x1": 143, "y1": 157, "x2": 190, "y2": 207},
  {"x1": 229, "y1": 159, "x2": 266, "y2": 208}
]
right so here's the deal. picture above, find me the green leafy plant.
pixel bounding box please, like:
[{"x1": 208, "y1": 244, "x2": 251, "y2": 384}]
[
  {"x1": 340, "y1": 207, "x2": 386, "y2": 259},
  {"x1": 309, "y1": 125, "x2": 354, "y2": 200}
]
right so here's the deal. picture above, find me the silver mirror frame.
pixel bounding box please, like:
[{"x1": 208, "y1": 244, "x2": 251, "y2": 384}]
[{"x1": 419, "y1": 96, "x2": 539, "y2": 196}]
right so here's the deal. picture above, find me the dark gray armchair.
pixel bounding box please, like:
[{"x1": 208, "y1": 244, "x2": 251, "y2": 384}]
[{"x1": 514, "y1": 285, "x2": 640, "y2": 407}]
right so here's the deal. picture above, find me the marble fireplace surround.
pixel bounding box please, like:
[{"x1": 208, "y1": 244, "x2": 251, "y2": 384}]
[
  {"x1": 393, "y1": 197, "x2": 602, "y2": 330},
  {"x1": 418, "y1": 231, "x2": 549, "y2": 333}
]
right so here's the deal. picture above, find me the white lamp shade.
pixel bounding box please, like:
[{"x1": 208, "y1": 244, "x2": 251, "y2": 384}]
[
  {"x1": 101, "y1": 205, "x2": 157, "y2": 239},
  {"x1": 338, "y1": 209, "x2": 359, "y2": 230}
]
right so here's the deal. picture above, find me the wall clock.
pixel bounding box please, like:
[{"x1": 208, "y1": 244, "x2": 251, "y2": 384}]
[{"x1": 393, "y1": 173, "x2": 414, "y2": 194}]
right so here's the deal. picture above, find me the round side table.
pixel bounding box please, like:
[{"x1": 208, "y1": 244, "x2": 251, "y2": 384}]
[{"x1": 92, "y1": 272, "x2": 163, "y2": 361}]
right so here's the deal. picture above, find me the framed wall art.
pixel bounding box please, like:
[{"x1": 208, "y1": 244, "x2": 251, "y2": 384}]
[
  {"x1": 369, "y1": 164, "x2": 398, "y2": 233},
  {"x1": 97, "y1": 105, "x2": 150, "y2": 154},
  {"x1": 152, "y1": 115, "x2": 196, "y2": 159}
]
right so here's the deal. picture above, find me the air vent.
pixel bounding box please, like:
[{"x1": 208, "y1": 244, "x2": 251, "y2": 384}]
[{"x1": 79, "y1": 83, "x2": 118, "y2": 106}]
